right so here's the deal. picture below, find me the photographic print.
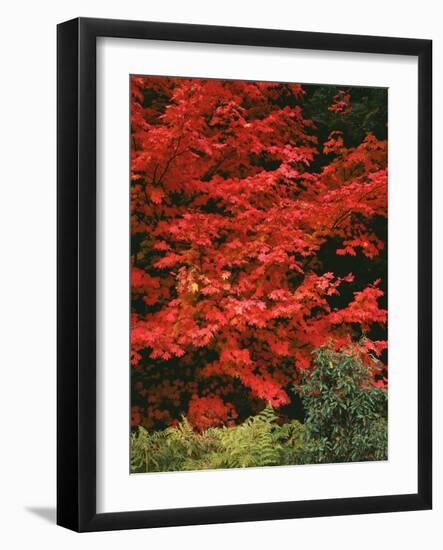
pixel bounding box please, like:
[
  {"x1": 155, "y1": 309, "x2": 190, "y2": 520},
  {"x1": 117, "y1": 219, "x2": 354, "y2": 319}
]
[{"x1": 130, "y1": 76, "x2": 388, "y2": 473}]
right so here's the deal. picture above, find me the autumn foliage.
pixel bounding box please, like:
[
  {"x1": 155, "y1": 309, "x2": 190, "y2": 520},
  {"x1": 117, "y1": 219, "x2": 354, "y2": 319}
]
[{"x1": 130, "y1": 76, "x2": 388, "y2": 432}]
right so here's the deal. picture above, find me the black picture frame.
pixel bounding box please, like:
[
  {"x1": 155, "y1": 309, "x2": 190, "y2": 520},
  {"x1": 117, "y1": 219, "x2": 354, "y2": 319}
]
[{"x1": 57, "y1": 17, "x2": 432, "y2": 532}]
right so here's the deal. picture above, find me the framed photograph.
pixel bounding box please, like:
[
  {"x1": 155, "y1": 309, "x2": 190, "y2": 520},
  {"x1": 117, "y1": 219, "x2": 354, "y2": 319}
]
[{"x1": 57, "y1": 17, "x2": 432, "y2": 532}]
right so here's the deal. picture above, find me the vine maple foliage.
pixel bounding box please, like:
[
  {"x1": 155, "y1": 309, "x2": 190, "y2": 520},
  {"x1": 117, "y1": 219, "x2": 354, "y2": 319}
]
[{"x1": 130, "y1": 76, "x2": 388, "y2": 431}]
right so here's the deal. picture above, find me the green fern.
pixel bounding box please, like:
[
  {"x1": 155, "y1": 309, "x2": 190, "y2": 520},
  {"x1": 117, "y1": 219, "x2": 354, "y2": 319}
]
[{"x1": 131, "y1": 407, "x2": 305, "y2": 473}]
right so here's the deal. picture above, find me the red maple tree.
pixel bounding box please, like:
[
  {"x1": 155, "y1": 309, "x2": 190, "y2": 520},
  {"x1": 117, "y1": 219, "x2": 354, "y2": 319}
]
[{"x1": 130, "y1": 76, "x2": 387, "y2": 431}]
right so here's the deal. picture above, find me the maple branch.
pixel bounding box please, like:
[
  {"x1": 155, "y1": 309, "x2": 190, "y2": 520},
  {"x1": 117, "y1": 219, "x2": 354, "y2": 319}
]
[
  {"x1": 202, "y1": 150, "x2": 236, "y2": 182},
  {"x1": 152, "y1": 164, "x2": 159, "y2": 185},
  {"x1": 330, "y1": 181, "x2": 386, "y2": 230},
  {"x1": 157, "y1": 133, "x2": 189, "y2": 183}
]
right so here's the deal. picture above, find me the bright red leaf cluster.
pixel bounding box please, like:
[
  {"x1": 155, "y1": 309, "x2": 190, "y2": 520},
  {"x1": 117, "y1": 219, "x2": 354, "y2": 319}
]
[{"x1": 130, "y1": 76, "x2": 388, "y2": 431}]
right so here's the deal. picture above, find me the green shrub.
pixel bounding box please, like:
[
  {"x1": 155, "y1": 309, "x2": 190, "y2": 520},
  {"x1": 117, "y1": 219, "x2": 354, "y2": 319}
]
[{"x1": 296, "y1": 346, "x2": 388, "y2": 464}]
